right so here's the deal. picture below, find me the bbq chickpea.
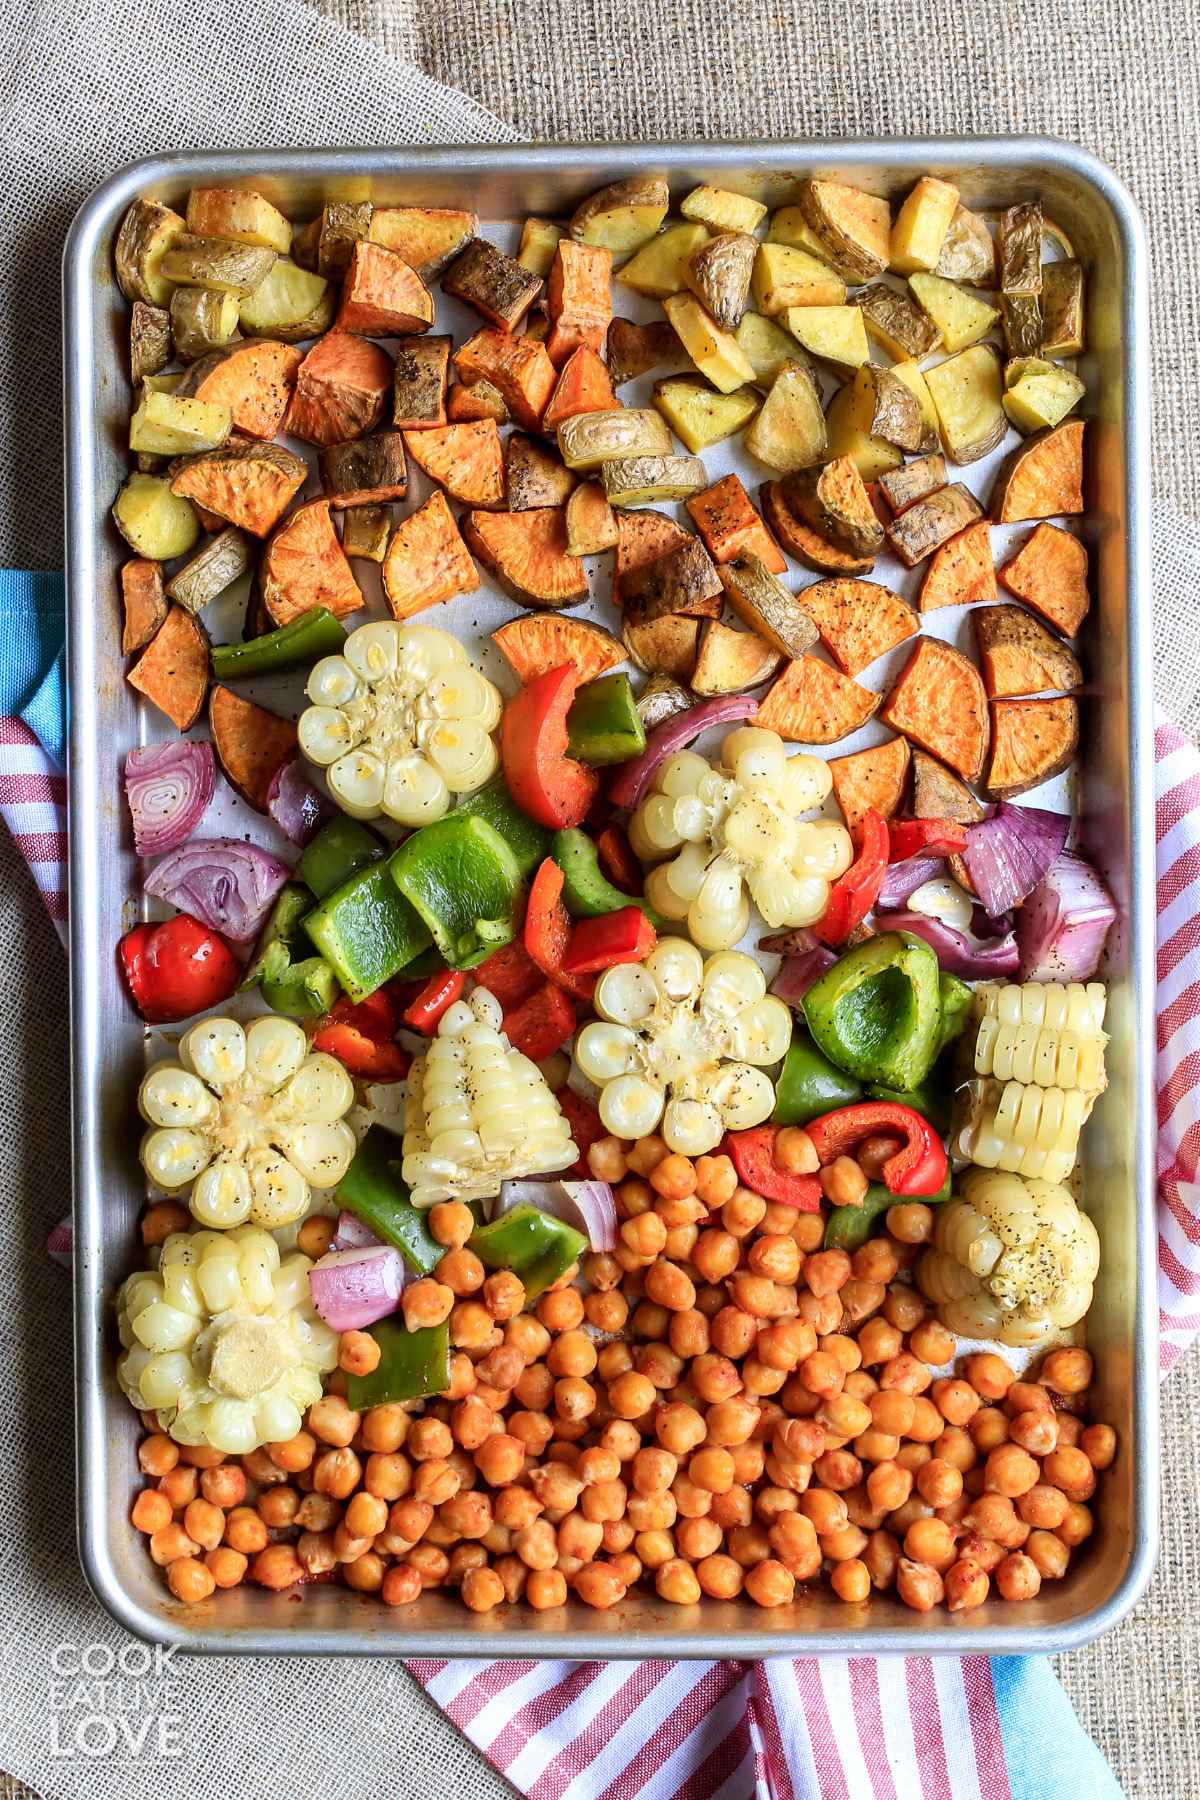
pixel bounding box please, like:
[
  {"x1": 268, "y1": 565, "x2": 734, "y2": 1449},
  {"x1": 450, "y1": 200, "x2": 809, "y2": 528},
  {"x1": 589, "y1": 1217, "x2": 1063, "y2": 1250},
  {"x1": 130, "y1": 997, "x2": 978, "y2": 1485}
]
[
  {"x1": 886, "y1": 1203, "x2": 934, "y2": 1244},
  {"x1": 909, "y1": 1319, "x2": 955, "y2": 1366},
  {"x1": 537, "y1": 1287, "x2": 585, "y2": 1333},
  {"x1": 1027, "y1": 1531, "x2": 1071, "y2": 1580},
  {"x1": 896, "y1": 1558, "x2": 944, "y2": 1613},
  {"x1": 1057, "y1": 1502, "x2": 1094, "y2": 1548},
  {"x1": 745, "y1": 1559, "x2": 795, "y2": 1608},
  {"x1": 527, "y1": 1567, "x2": 569, "y2": 1610},
  {"x1": 656, "y1": 1558, "x2": 702, "y2": 1605},
  {"x1": 1010, "y1": 1409, "x2": 1059, "y2": 1456},
  {"x1": 1042, "y1": 1446, "x2": 1096, "y2": 1502},
  {"x1": 748, "y1": 1234, "x2": 802, "y2": 1284},
  {"x1": 858, "y1": 1318, "x2": 903, "y2": 1367},
  {"x1": 1039, "y1": 1348, "x2": 1093, "y2": 1395},
  {"x1": 697, "y1": 1553, "x2": 744, "y2": 1600},
  {"x1": 482, "y1": 1270, "x2": 526, "y2": 1321},
  {"x1": 852, "y1": 1239, "x2": 900, "y2": 1286},
  {"x1": 574, "y1": 1564, "x2": 626, "y2": 1610},
  {"x1": 1081, "y1": 1423, "x2": 1117, "y2": 1471},
  {"x1": 722, "y1": 1189, "x2": 767, "y2": 1237},
  {"x1": 995, "y1": 1551, "x2": 1041, "y2": 1602},
  {"x1": 608, "y1": 1371, "x2": 656, "y2": 1419}
]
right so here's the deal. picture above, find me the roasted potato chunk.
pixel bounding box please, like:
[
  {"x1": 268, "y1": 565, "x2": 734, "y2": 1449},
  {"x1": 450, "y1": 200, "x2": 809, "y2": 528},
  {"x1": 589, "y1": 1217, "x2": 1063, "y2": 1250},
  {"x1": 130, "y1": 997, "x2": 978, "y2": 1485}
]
[
  {"x1": 115, "y1": 199, "x2": 186, "y2": 305},
  {"x1": 797, "y1": 179, "x2": 891, "y2": 281},
  {"x1": 601, "y1": 454, "x2": 708, "y2": 508},
  {"x1": 782, "y1": 456, "x2": 884, "y2": 558},
  {"x1": 745, "y1": 359, "x2": 827, "y2": 472},
  {"x1": 681, "y1": 185, "x2": 767, "y2": 234},
  {"x1": 886, "y1": 360, "x2": 941, "y2": 453},
  {"x1": 617, "y1": 222, "x2": 710, "y2": 299},
  {"x1": 185, "y1": 189, "x2": 291, "y2": 254},
  {"x1": 890, "y1": 176, "x2": 960, "y2": 274},
  {"x1": 1041, "y1": 260, "x2": 1086, "y2": 357},
  {"x1": 734, "y1": 312, "x2": 797, "y2": 386},
  {"x1": 751, "y1": 242, "x2": 846, "y2": 315},
  {"x1": 878, "y1": 453, "x2": 947, "y2": 515},
  {"x1": 909, "y1": 272, "x2": 999, "y2": 353},
  {"x1": 782, "y1": 305, "x2": 870, "y2": 375},
  {"x1": 719, "y1": 555, "x2": 820, "y2": 659},
  {"x1": 652, "y1": 377, "x2": 760, "y2": 452},
  {"x1": 504, "y1": 433, "x2": 578, "y2": 511},
  {"x1": 692, "y1": 619, "x2": 781, "y2": 694},
  {"x1": 311, "y1": 201, "x2": 372, "y2": 278},
  {"x1": 393, "y1": 336, "x2": 452, "y2": 430},
  {"x1": 606, "y1": 317, "x2": 688, "y2": 386},
  {"x1": 565, "y1": 481, "x2": 619, "y2": 556},
  {"x1": 855, "y1": 282, "x2": 941, "y2": 361},
  {"x1": 1002, "y1": 359, "x2": 1086, "y2": 435},
  {"x1": 662, "y1": 294, "x2": 756, "y2": 393},
  {"x1": 238, "y1": 259, "x2": 334, "y2": 341},
  {"x1": 165, "y1": 527, "x2": 253, "y2": 614},
  {"x1": 557, "y1": 408, "x2": 672, "y2": 472},
  {"x1": 369, "y1": 206, "x2": 476, "y2": 279},
  {"x1": 130, "y1": 302, "x2": 172, "y2": 384},
  {"x1": 129, "y1": 389, "x2": 232, "y2": 457},
  {"x1": 517, "y1": 218, "x2": 566, "y2": 277},
  {"x1": 621, "y1": 539, "x2": 723, "y2": 625},
  {"x1": 159, "y1": 235, "x2": 276, "y2": 296},
  {"x1": 569, "y1": 177, "x2": 670, "y2": 261},
  {"x1": 443, "y1": 237, "x2": 544, "y2": 332},
  {"x1": 924, "y1": 344, "x2": 1007, "y2": 464},
  {"x1": 885, "y1": 482, "x2": 983, "y2": 567},
  {"x1": 341, "y1": 506, "x2": 391, "y2": 564},
  {"x1": 114, "y1": 473, "x2": 201, "y2": 561},
  {"x1": 998, "y1": 201, "x2": 1043, "y2": 296},
  {"x1": 319, "y1": 431, "x2": 408, "y2": 507},
  {"x1": 935, "y1": 206, "x2": 996, "y2": 285},
  {"x1": 1001, "y1": 294, "x2": 1043, "y2": 359},
  {"x1": 622, "y1": 614, "x2": 701, "y2": 682},
  {"x1": 683, "y1": 232, "x2": 757, "y2": 331},
  {"x1": 169, "y1": 287, "x2": 240, "y2": 362}
]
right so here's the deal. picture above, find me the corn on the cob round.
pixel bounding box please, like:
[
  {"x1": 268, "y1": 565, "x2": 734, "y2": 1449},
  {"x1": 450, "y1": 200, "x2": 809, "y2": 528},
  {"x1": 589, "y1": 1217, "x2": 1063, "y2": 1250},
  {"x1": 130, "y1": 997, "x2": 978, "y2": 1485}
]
[
  {"x1": 972, "y1": 980, "x2": 1107, "y2": 1035},
  {"x1": 115, "y1": 1227, "x2": 338, "y2": 1452},
  {"x1": 955, "y1": 1076, "x2": 1092, "y2": 1184},
  {"x1": 574, "y1": 938, "x2": 790, "y2": 1155},
  {"x1": 628, "y1": 727, "x2": 852, "y2": 951},
  {"x1": 138, "y1": 1018, "x2": 356, "y2": 1229},
  {"x1": 971, "y1": 1014, "x2": 1108, "y2": 1093},
  {"x1": 298, "y1": 622, "x2": 501, "y2": 826},
  {"x1": 402, "y1": 988, "x2": 576, "y2": 1207}
]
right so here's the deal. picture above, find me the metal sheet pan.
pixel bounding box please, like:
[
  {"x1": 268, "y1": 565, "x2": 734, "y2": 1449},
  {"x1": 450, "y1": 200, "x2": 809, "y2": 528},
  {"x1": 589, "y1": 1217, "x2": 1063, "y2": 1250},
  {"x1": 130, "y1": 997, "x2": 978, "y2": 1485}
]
[{"x1": 64, "y1": 139, "x2": 1156, "y2": 1658}]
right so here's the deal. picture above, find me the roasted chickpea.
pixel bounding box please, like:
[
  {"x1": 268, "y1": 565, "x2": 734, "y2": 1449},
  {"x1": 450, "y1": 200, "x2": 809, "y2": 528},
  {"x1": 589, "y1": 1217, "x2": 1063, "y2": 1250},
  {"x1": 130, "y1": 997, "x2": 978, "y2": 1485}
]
[
  {"x1": 605, "y1": 1370, "x2": 654, "y2": 1420},
  {"x1": 885, "y1": 1202, "x2": 934, "y2": 1244},
  {"x1": 525, "y1": 1566, "x2": 569, "y2": 1610},
  {"x1": 1039, "y1": 1348, "x2": 1093, "y2": 1395},
  {"x1": 722, "y1": 1188, "x2": 767, "y2": 1238},
  {"x1": 858, "y1": 1318, "x2": 904, "y2": 1368},
  {"x1": 131, "y1": 1490, "x2": 174, "y2": 1535},
  {"x1": 1027, "y1": 1530, "x2": 1071, "y2": 1580},
  {"x1": 141, "y1": 1199, "x2": 192, "y2": 1247},
  {"x1": 1057, "y1": 1501, "x2": 1094, "y2": 1548},
  {"x1": 620, "y1": 1211, "x2": 667, "y2": 1260},
  {"x1": 537, "y1": 1286, "x2": 585, "y2": 1333},
  {"x1": 748, "y1": 1234, "x2": 802, "y2": 1285},
  {"x1": 1042, "y1": 1445, "x2": 1096, "y2": 1502},
  {"x1": 803, "y1": 1249, "x2": 851, "y2": 1300},
  {"x1": 1081, "y1": 1423, "x2": 1117, "y2": 1471},
  {"x1": 839, "y1": 1279, "x2": 886, "y2": 1328},
  {"x1": 992, "y1": 1550, "x2": 1040, "y2": 1602},
  {"x1": 879, "y1": 1353, "x2": 932, "y2": 1396},
  {"x1": 306, "y1": 1395, "x2": 360, "y2": 1448},
  {"x1": 909, "y1": 1319, "x2": 955, "y2": 1365},
  {"x1": 573, "y1": 1563, "x2": 627, "y2": 1610},
  {"x1": 896, "y1": 1557, "x2": 944, "y2": 1613},
  {"x1": 773, "y1": 1125, "x2": 819, "y2": 1175},
  {"x1": 656, "y1": 1558, "x2": 702, "y2": 1605},
  {"x1": 962, "y1": 1352, "x2": 1014, "y2": 1400},
  {"x1": 745, "y1": 1558, "x2": 795, "y2": 1608},
  {"x1": 249, "y1": 1544, "x2": 303, "y2": 1591},
  {"x1": 869, "y1": 1388, "x2": 915, "y2": 1436},
  {"x1": 473, "y1": 1434, "x2": 525, "y2": 1488},
  {"x1": 695, "y1": 1553, "x2": 742, "y2": 1599},
  {"x1": 818, "y1": 1156, "x2": 868, "y2": 1210},
  {"x1": 882, "y1": 1286, "x2": 926, "y2": 1333},
  {"x1": 867, "y1": 1462, "x2": 913, "y2": 1514},
  {"x1": 1010, "y1": 1409, "x2": 1059, "y2": 1457},
  {"x1": 851, "y1": 1239, "x2": 900, "y2": 1286},
  {"x1": 964, "y1": 1494, "x2": 1027, "y2": 1549}
]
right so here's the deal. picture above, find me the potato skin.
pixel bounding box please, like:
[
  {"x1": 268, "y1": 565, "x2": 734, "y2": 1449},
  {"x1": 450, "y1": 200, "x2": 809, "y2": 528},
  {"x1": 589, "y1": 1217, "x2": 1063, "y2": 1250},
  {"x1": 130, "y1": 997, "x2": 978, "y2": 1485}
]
[
  {"x1": 115, "y1": 199, "x2": 186, "y2": 305},
  {"x1": 130, "y1": 301, "x2": 172, "y2": 384}
]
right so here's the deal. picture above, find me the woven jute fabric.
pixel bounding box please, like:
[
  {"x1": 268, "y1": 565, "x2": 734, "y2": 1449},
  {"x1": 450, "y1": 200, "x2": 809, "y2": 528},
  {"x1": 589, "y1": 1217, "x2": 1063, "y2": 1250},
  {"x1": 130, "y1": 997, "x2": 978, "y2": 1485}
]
[{"x1": 2, "y1": 0, "x2": 1197, "y2": 1793}]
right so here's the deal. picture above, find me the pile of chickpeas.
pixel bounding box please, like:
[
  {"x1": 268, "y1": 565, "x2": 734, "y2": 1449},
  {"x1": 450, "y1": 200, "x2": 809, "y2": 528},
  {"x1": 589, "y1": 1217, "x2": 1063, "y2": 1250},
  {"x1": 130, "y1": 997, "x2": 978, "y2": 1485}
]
[{"x1": 130, "y1": 1128, "x2": 1116, "y2": 1616}]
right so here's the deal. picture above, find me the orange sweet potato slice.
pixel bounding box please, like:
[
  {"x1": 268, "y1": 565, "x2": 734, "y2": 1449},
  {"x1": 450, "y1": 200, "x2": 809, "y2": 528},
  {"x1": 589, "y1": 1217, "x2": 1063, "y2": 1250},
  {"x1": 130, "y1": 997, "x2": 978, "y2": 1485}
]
[
  {"x1": 796, "y1": 578, "x2": 919, "y2": 678},
  {"x1": 973, "y1": 605, "x2": 1083, "y2": 699},
  {"x1": 334, "y1": 241, "x2": 434, "y2": 335},
  {"x1": 565, "y1": 481, "x2": 619, "y2": 556},
  {"x1": 462, "y1": 507, "x2": 588, "y2": 609},
  {"x1": 756, "y1": 655, "x2": 881, "y2": 744},
  {"x1": 991, "y1": 420, "x2": 1085, "y2": 523},
  {"x1": 261, "y1": 498, "x2": 364, "y2": 627},
  {"x1": 492, "y1": 614, "x2": 625, "y2": 684},
  {"x1": 170, "y1": 441, "x2": 306, "y2": 537},
  {"x1": 382, "y1": 490, "x2": 478, "y2": 621},
  {"x1": 919, "y1": 521, "x2": 996, "y2": 612},
  {"x1": 403, "y1": 420, "x2": 505, "y2": 507},
  {"x1": 686, "y1": 474, "x2": 786, "y2": 573},
  {"x1": 760, "y1": 481, "x2": 876, "y2": 575},
  {"x1": 453, "y1": 329, "x2": 557, "y2": 431},
  {"x1": 880, "y1": 638, "x2": 990, "y2": 784},
  {"x1": 621, "y1": 540, "x2": 723, "y2": 626},
  {"x1": 126, "y1": 605, "x2": 208, "y2": 730},
  {"x1": 911, "y1": 748, "x2": 985, "y2": 825},
  {"x1": 176, "y1": 341, "x2": 303, "y2": 440},
  {"x1": 622, "y1": 614, "x2": 701, "y2": 683},
  {"x1": 783, "y1": 456, "x2": 884, "y2": 559},
  {"x1": 368, "y1": 206, "x2": 476, "y2": 279},
  {"x1": 828, "y1": 735, "x2": 912, "y2": 833},
  {"x1": 541, "y1": 347, "x2": 617, "y2": 432},
  {"x1": 606, "y1": 317, "x2": 687, "y2": 387},
  {"x1": 284, "y1": 333, "x2": 393, "y2": 447},
  {"x1": 999, "y1": 522, "x2": 1090, "y2": 637},
  {"x1": 986, "y1": 696, "x2": 1079, "y2": 797},
  {"x1": 614, "y1": 510, "x2": 691, "y2": 602},
  {"x1": 546, "y1": 241, "x2": 613, "y2": 365},
  {"x1": 209, "y1": 685, "x2": 298, "y2": 813},
  {"x1": 446, "y1": 380, "x2": 509, "y2": 424},
  {"x1": 120, "y1": 558, "x2": 168, "y2": 655}
]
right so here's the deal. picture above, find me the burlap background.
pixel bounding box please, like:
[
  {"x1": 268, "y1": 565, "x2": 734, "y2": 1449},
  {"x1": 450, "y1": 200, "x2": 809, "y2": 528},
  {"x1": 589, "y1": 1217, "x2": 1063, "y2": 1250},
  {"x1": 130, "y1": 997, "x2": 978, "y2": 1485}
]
[{"x1": 2, "y1": 0, "x2": 1196, "y2": 1794}]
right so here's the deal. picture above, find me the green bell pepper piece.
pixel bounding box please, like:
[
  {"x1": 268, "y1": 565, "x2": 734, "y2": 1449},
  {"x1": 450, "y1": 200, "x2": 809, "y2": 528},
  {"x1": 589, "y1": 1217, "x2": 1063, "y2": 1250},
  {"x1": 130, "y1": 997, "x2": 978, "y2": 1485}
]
[
  {"x1": 566, "y1": 673, "x2": 647, "y2": 766},
  {"x1": 303, "y1": 860, "x2": 432, "y2": 1001},
  {"x1": 935, "y1": 971, "x2": 974, "y2": 1057},
  {"x1": 239, "y1": 884, "x2": 312, "y2": 989},
  {"x1": 802, "y1": 932, "x2": 943, "y2": 1092},
  {"x1": 401, "y1": 945, "x2": 449, "y2": 980},
  {"x1": 336, "y1": 1126, "x2": 441, "y2": 1274},
  {"x1": 297, "y1": 817, "x2": 386, "y2": 900},
  {"x1": 345, "y1": 1318, "x2": 450, "y2": 1408},
  {"x1": 457, "y1": 776, "x2": 551, "y2": 878},
  {"x1": 211, "y1": 606, "x2": 347, "y2": 682},
  {"x1": 550, "y1": 827, "x2": 665, "y2": 928},
  {"x1": 867, "y1": 1075, "x2": 953, "y2": 1138},
  {"x1": 823, "y1": 1168, "x2": 952, "y2": 1251},
  {"x1": 391, "y1": 814, "x2": 523, "y2": 971},
  {"x1": 470, "y1": 1205, "x2": 587, "y2": 1301},
  {"x1": 239, "y1": 884, "x2": 338, "y2": 1017},
  {"x1": 772, "y1": 1030, "x2": 864, "y2": 1125}
]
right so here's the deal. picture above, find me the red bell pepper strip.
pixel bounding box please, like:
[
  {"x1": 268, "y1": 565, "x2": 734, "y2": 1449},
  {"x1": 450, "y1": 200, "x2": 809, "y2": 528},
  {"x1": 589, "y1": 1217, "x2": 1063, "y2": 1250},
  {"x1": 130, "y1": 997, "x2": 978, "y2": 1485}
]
[
  {"x1": 814, "y1": 807, "x2": 890, "y2": 947},
  {"x1": 805, "y1": 1100, "x2": 948, "y2": 1197},
  {"x1": 313, "y1": 990, "x2": 411, "y2": 1081},
  {"x1": 501, "y1": 982, "x2": 576, "y2": 1061},
  {"x1": 561, "y1": 906, "x2": 657, "y2": 975},
  {"x1": 473, "y1": 938, "x2": 544, "y2": 1011},
  {"x1": 524, "y1": 857, "x2": 595, "y2": 1002},
  {"x1": 501, "y1": 664, "x2": 599, "y2": 830},
  {"x1": 888, "y1": 818, "x2": 968, "y2": 862},
  {"x1": 402, "y1": 969, "x2": 466, "y2": 1034},
  {"x1": 595, "y1": 824, "x2": 642, "y2": 896},
  {"x1": 725, "y1": 1127, "x2": 822, "y2": 1212},
  {"x1": 119, "y1": 914, "x2": 241, "y2": 1024},
  {"x1": 557, "y1": 1085, "x2": 606, "y2": 1179}
]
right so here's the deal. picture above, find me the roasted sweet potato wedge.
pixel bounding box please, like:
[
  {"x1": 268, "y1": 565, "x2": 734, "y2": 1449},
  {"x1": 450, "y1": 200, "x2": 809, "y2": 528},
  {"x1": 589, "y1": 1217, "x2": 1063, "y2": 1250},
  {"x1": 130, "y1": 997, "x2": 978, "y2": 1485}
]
[
  {"x1": 392, "y1": 336, "x2": 451, "y2": 430},
  {"x1": 565, "y1": 481, "x2": 619, "y2": 557},
  {"x1": 692, "y1": 620, "x2": 781, "y2": 695},
  {"x1": 170, "y1": 440, "x2": 307, "y2": 537},
  {"x1": 463, "y1": 507, "x2": 587, "y2": 609},
  {"x1": 120, "y1": 559, "x2": 168, "y2": 655},
  {"x1": 622, "y1": 614, "x2": 701, "y2": 682},
  {"x1": 335, "y1": 241, "x2": 434, "y2": 335},
  {"x1": 319, "y1": 431, "x2": 408, "y2": 508},
  {"x1": 284, "y1": 334, "x2": 393, "y2": 446},
  {"x1": 911, "y1": 747, "x2": 986, "y2": 825},
  {"x1": 880, "y1": 639, "x2": 989, "y2": 784},
  {"x1": 797, "y1": 578, "x2": 919, "y2": 677},
  {"x1": 614, "y1": 510, "x2": 691, "y2": 601},
  {"x1": 973, "y1": 605, "x2": 1083, "y2": 698},
  {"x1": 546, "y1": 241, "x2": 612, "y2": 364},
  {"x1": 760, "y1": 482, "x2": 876, "y2": 575},
  {"x1": 209, "y1": 685, "x2": 298, "y2": 812},
  {"x1": 621, "y1": 540, "x2": 723, "y2": 626},
  {"x1": 686, "y1": 474, "x2": 786, "y2": 573},
  {"x1": 261, "y1": 498, "x2": 364, "y2": 626},
  {"x1": 369, "y1": 206, "x2": 476, "y2": 279},
  {"x1": 443, "y1": 237, "x2": 544, "y2": 332},
  {"x1": 987, "y1": 696, "x2": 1079, "y2": 797},
  {"x1": 782, "y1": 456, "x2": 884, "y2": 558},
  {"x1": 878, "y1": 455, "x2": 947, "y2": 516},
  {"x1": 991, "y1": 420, "x2": 1085, "y2": 523},
  {"x1": 175, "y1": 340, "x2": 302, "y2": 440},
  {"x1": 885, "y1": 483, "x2": 983, "y2": 568},
  {"x1": 720, "y1": 556, "x2": 820, "y2": 660},
  {"x1": 541, "y1": 348, "x2": 616, "y2": 433},
  {"x1": 382, "y1": 490, "x2": 478, "y2": 620},
  {"x1": 606, "y1": 317, "x2": 687, "y2": 387},
  {"x1": 504, "y1": 433, "x2": 577, "y2": 511},
  {"x1": 127, "y1": 605, "x2": 209, "y2": 729},
  {"x1": 492, "y1": 613, "x2": 625, "y2": 684},
  {"x1": 403, "y1": 419, "x2": 505, "y2": 507},
  {"x1": 828, "y1": 736, "x2": 912, "y2": 833},
  {"x1": 919, "y1": 521, "x2": 997, "y2": 611},
  {"x1": 999, "y1": 522, "x2": 1090, "y2": 637},
  {"x1": 446, "y1": 380, "x2": 509, "y2": 425},
  {"x1": 756, "y1": 654, "x2": 880, "y2": 744},
  {"x1": 453, "y1": 330, "x2": 557, "y2": 432}
]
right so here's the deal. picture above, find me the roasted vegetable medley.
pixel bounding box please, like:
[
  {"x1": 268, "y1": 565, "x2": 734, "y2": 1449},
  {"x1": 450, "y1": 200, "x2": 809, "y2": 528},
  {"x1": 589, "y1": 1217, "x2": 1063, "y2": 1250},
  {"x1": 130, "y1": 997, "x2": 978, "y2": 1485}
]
[{"x1": 110, "y1": 169, "x2": 1119, "y2": 1622}]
